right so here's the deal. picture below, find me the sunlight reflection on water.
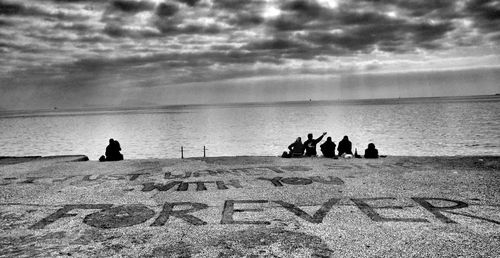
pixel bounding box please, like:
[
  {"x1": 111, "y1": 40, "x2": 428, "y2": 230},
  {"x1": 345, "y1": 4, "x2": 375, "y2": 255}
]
[{"x1": 1, "y1": 99, "x2": 499, "y2": 159}]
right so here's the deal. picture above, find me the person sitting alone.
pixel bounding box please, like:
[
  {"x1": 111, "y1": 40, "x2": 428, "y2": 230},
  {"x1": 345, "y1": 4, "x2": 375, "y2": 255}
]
[
  {"x1": 320, "y1": 137, "x2": 336, "y2": 158},
  {"x1": 304, "y1": 132, "x2": 327, "y2": 157},
  {"x1": 100, "y1": 138, "x2": 124, "y2": 161},
  {"x1": 364, "y1": 143, "x2": 379, "y2": 159},
  {"x1": 338, "y1": 135, "x2": 353, "y2": 156},
  {"x1": 285, "y1": 137, "x2": 305, "y2": 158}
]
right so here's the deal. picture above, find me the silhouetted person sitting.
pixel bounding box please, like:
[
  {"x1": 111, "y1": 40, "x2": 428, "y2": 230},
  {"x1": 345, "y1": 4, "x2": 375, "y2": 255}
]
[
  {"x1": 285, "y1": 137, "x2": 305, "y2": 157},
  {"x1": 320, "y1": 137, "x2": 336, "y2": 158},
  {"x1": 101, "y1": 138, "x2": 123, "y2": 161},
  {"x1": 304, "y1": 132, "x2": 327, "y2": 157},
  {"x1": 364, "y1": 143, "x2": 379, "y2": 159},
  {"x1": 338, "y1": 135, "x2": 353, "y2": 156}
]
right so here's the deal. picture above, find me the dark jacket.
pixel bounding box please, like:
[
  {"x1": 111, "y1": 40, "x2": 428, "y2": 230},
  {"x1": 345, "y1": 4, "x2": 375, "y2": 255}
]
[
  {"x1": 364, "y1": 147, "x2": 379, "y2": 159},
  {"x1": 338, "y1": 139, "x2": 352, "y2": 156},
  {"x1": 288, "y1": 141, "x2": 305, "y2": 156},
  {"x1": 320, "y1": 140, "x2": 336, "y2": 158},
  {"x1": 304, "y1": 134, "x2": 325, "y2": 156},
  {"x1": 106, "y1": 140, "x2": 123, "y2": 161}
]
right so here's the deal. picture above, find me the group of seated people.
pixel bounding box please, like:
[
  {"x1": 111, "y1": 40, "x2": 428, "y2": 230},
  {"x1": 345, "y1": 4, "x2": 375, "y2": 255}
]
[
  {"x1": 283, "y1": 132, "x2": 379, "y2": 159},
  {"x1": 99, "y1": 138, "x2": 124, "y2": 162}
]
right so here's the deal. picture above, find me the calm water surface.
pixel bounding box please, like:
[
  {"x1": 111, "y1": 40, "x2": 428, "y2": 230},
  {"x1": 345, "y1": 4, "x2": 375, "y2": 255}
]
[{"x1": 1, "y1": 97, "x2": 499, "y2": 159}]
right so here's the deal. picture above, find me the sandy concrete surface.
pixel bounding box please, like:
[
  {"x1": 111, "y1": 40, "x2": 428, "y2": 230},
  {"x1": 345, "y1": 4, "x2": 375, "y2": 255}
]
[{"x1": 0, "y1": 155, "x2": 499, "y2": 257}]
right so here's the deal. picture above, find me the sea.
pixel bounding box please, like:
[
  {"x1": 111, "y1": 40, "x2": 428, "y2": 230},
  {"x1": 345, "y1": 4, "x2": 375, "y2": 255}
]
[{"x1": 0, "y1": 95, "x2": 499, "y2": 160}]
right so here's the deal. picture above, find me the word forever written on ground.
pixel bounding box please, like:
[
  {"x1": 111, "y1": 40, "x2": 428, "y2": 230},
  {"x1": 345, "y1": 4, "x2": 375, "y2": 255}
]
[{"x1": 30, "y1": 197, "x2": 500, "y2": 230}]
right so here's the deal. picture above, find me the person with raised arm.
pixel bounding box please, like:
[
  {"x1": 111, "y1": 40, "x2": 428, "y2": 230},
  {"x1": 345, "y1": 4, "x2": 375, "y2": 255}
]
[{"x1": 304, "y1": 132, "x2": 327, "y2": 157}]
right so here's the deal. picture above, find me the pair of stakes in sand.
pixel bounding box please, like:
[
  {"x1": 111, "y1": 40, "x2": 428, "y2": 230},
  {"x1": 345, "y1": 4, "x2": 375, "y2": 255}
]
[{"x1": 180, "y1": 146, "x2": 207, "y2": 159}]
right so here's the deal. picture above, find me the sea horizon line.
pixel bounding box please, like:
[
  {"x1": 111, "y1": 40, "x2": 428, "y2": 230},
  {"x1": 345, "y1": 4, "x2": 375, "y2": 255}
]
[{"x1": 1, "y1": 93, "x2": 499, "y2": 116}]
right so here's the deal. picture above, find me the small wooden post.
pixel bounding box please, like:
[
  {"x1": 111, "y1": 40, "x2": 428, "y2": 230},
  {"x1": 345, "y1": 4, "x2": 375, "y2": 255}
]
[
  {"x1": 203, "y1": 146, "x2": 206, "y2": 158},
  {"x1": 181, "y1": 146, "x2": 184, "y2": 159}
]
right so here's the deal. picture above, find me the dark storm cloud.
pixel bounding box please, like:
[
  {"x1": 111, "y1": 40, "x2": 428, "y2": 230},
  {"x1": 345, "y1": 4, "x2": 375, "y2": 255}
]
[
  {"x1": 269, "y1": 0, "x2": 330, "y2": 31},
  {"x1": 0, "y1": 1, "x2": 55, "y2": 16},
  {"x1": 0, "y1": 18, "x2": 12, "y2": 26},
  {"x1": 53, "y1": 22, "x2": 94, "y2": 33},
  {"x1": 298, "y1": 19, "x2": 454, "y2": 53},
  {"x1": 213, "y1": 0, "x2": 265, "y2": 10},
  {"x1": 50, "y1": 0, "x2": 104, "y2": 3},
  {"x1": 411, "y1": 22, "x2": 455, "y2": 43},
  {"x1": 0, "y1": 1, "x2": 22, "y2": 15},
  {"x1": 152, "y1": 2, "x2": 225, "y2": 36},
  {"x1": 0, "y1": 0, "x2": 91, "y2": 21},
  {"x1": 228, "y1": 12, "x2": 264, "y2": 26},
  {"x1": 175, "y1": 0, "x2": 200, "y2": 7},
  {"x1": 270, "y1": 16, "x2": 305, "y2": 31},
  {"x1": 110, "y1": 0, "x2": 154, "y2": 13},
  {"x1": 102, "y1": 24, "x2": 125, "y2": 37},
  {"x1": 100, "y1": 0, "x2": 221, "y2": 37},
  {"x1": 465, "y1": 0, "x2": 500, "y2": 33},
  {"x1": 262, "y1": 0, "x2": 458, "y2": 54},
  {"x1": 156, "y1": 2, "x2": 179, "y2": 17},
  {"x1": 335, "y1": 10, "x2": 396, "y2": 25},
  {"x1": 394, "y1": 0, "x2": 457, "y2": 17},
  {"x1": 270, "y1": 0, "x2": 459, "y2": 34},
  {"x1": 281, "y1": 0, "x2": 324, "y2": 18},
  {"x1": 213, "y1": 0, "x2": 266, "y2": 28}
]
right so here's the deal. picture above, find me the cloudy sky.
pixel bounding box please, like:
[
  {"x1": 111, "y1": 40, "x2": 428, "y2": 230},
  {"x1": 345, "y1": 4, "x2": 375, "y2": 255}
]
[{"x1": 0, "y1": 0, "x2": 499, "y2": 110}]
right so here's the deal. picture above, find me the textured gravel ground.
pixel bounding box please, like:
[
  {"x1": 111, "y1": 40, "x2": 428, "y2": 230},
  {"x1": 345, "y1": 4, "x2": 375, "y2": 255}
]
[{"x1": 0, "y1": 155, "x2": 499, "y2": 257}]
